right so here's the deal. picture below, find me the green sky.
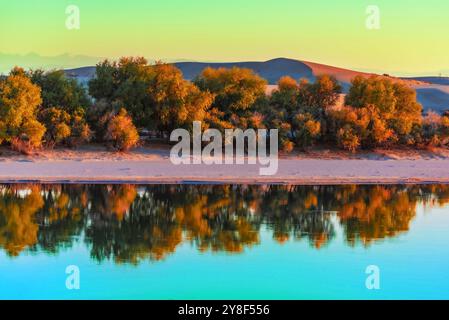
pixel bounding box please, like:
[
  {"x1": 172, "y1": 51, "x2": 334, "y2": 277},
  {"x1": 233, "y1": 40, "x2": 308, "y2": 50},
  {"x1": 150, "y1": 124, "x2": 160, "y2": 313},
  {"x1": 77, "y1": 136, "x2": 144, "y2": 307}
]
[{"x1": 1, "y1": 0, "x2": 449, "y2": 75}]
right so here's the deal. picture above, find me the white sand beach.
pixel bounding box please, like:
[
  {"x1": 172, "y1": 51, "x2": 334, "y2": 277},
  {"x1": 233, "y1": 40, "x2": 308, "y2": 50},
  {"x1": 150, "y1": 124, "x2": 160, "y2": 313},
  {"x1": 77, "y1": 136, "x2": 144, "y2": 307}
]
[{"x1": 2, "y1": 146, "x2": 449, "y2": 184}]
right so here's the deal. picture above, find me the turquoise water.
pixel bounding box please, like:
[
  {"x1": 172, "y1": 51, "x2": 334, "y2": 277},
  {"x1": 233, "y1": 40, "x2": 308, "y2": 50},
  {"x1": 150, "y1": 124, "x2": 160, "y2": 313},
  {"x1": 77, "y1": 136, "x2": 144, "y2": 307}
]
[{"x1": 0, "y1": 184, "x2": 448, "y2": 299}]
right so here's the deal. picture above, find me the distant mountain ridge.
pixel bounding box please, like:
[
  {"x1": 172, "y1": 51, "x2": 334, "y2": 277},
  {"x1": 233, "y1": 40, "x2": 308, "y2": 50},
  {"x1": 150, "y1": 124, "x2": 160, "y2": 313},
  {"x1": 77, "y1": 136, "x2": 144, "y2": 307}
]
[
  {"x1": 61, "y1": 58, "x2": 449, "y2": 113},
  {"x1": 0, "y1": 52, "x2": 102, "y2": 74}
]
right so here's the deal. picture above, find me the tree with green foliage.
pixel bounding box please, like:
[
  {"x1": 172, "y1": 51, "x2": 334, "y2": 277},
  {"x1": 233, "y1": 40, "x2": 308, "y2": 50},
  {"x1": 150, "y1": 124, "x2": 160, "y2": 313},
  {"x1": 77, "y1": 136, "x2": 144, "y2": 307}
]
[
  {"x1": 29, "y1": 69, "x2": 91, "y2": 113},
  {"x1": 68, "y1": 109, "x2": 92, "y2": 147},
  {"x1": 194, "y1": 67, "x2": 267, "y2": 129},
  {"x1": 28, "y1": 69, "x2": 92, "y2": 147},
  {"x1": 89, "y1": 57, "x2": 153, "y2": 127},
  {"x1": 269, "y1": 76, "x2": 300, "y2": 118},
  {"x1": 89, "y1": 57, "x2": 214, "y2": 136},
  {"x1": 298, "y1": 75, "x2": 342, "y2": 110},
  {"x1": 293, "y1": 113, "x2": 321, "y2": 149},
  {"x1": 265, "y1": 76, "x2": 298, "y2": 152},
  {"x1": 265, "y1": 75, "x2": 340, "y2": 152},
  {"x1": 146, "y1": 63, "x2": 214, "y2": 132}
]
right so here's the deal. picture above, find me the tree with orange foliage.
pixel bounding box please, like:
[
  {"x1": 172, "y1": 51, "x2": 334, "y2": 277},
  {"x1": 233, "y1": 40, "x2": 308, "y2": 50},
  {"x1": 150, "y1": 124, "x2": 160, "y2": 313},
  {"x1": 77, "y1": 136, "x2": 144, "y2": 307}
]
[
  {"x1": 0, "y1": 67, "x2": 46, "y2": 153},
  {"x1": 105, "y1": 108, "x2": 139, "y2": 151},
  {"x1": 345, "y1": 75, "x2": 422, "y2": 144}
]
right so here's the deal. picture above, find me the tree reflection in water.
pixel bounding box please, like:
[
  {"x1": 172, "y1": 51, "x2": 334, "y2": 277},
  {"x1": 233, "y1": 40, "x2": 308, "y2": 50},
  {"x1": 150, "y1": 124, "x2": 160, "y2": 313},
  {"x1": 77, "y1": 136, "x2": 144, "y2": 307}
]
[{"x1": 0, "y1": 184, "x2": 448, "y2": 264}]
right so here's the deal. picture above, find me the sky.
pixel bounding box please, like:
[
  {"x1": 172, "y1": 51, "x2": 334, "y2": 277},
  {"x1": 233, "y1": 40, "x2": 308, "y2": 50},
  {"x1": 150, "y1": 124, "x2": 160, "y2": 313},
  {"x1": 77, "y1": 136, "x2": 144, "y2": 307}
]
[{"x1": 1, "y1": 0, "x2": 449, "y2": 76}]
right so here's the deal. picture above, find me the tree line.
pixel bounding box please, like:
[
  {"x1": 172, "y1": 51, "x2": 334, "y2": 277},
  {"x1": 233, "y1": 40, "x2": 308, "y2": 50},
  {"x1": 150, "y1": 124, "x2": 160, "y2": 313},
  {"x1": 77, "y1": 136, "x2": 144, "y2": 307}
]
[{"x1": 1, "y1": 56, "x2": 448, "y2": 154}]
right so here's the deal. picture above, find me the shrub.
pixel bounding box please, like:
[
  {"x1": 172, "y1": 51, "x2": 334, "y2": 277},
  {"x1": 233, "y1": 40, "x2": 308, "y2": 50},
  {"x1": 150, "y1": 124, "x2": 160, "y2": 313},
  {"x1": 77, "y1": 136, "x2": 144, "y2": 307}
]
[
  {"x1": 39, "y1": 107, "x2": 91, "y2": 148},
  {"x1": 337, "y1": 126, "x2": 360, "y2": 152},
  {"x1": 293, "y1": 113, "x2": 321, "y2": 149},
  {"x1": 86, "y1": 99, "x2": 117, "y2": 142},
  {"x1": 420, "y1": 111, "x2": 449, "y2": 147},
  {"x1": 268, "y1": 117, "x2": 293, "y2": 153},
  {"x1": 298, "y1": 75, "x2": 342, "y2": 110},
  {"x1": 442, "y1": 116, "x2": 449, "y2": 137},
  {"x1": 281, "y1": 140, "x2": 294, "y2": 153},
  {"x1": 10, "y1": 138, "x2": 31, "y2": 155},
  {"x1": 270, "y1": 76, "x2": 300, "y2": 116},
  {"x1": 40, "y1": 107, "x2": 72, "y2": 147},
  {"x1": 22, "y1": 119, "x2": 46, "y2": 148},
  {"x1": 105, "y1": 108, "x2": 139, "y2": 151},
  {"x1": 11, "y1": 119, "x2": 46, "y2": 154},
  {"x1": 328, "y1": 105, "x2": 394, "y2": 150},
  {"x1": 68, "y1": 109, "x2": 92, "y2": 147}
]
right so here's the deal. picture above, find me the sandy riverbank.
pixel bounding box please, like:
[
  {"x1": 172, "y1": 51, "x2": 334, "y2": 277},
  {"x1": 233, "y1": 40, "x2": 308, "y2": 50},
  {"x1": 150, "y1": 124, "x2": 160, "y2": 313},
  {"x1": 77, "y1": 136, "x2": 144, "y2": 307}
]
[{"x1": 2, "y1": 145, "x2": 449, "y2": 184}]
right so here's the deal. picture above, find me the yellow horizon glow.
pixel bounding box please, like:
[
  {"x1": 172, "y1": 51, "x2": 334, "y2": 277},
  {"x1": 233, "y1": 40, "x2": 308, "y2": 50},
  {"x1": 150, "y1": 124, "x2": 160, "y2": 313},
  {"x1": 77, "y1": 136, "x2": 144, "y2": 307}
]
[{"x1": 1, "y1": 0, "x2": 449, "y2": 76}]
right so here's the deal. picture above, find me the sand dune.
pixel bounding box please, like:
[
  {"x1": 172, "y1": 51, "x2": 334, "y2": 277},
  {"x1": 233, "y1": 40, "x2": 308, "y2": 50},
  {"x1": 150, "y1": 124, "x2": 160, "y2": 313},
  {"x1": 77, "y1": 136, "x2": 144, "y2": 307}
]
[
  {"x1": 404, "y1": 76, "x2": 449, "y2": 86},
  {"x1": 175, "y1": 58, "x2": 315, "y2": 84},
  {"x1": 415, "y1": 87, "x2": 449, "y2": 113},
  {"x1": 302, "y1": 60, "x2": 375, "y2": 91}
]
